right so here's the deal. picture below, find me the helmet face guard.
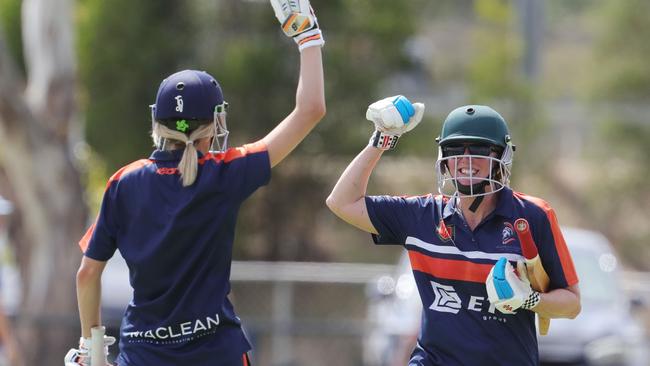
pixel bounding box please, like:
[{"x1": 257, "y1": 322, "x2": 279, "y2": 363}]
[
  {"x1": 210, "y1": 102, "x2": 229, "y2": 152},
  {"x1": 435, "y1": 143, "x2": 514, "y2": 198},
  {"x1": 435, "y1": 105, "x2": 515, "y2": 198}
]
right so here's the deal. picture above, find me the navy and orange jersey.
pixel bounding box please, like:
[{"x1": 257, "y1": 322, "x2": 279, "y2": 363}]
[
  {"x1": 365, "y1": 188, "x2": 578, "y2": 366},
  {"x1": 79, "y1": 142, "x2": 270, "y2": 366}
]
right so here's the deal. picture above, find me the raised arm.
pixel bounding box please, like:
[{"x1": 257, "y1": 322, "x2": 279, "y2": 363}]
[
  {"x1": 326, "y1": 146, "x2": 383, "y2": 234},
  {"x1": 263, "y1": 47, "x2": 325, "y2": 167},
  {"x1": 263, "y1": 0, "x2": 326, "y2": 168},
  {"x1": 327, "y1": 96, "x2": 425, "y2": 233}
]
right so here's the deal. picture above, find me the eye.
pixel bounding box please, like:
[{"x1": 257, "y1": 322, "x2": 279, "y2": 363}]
[
  {"x1": 176, "y1": 82, "x2": 185, "y2": 90},
  {"x1": 211, "y1": 79, "x2": 217, "y2": 86}
]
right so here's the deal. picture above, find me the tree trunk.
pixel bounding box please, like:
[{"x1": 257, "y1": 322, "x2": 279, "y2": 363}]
[{"x1": 0, "y1": 0, "x2": 85, "y2": 362}]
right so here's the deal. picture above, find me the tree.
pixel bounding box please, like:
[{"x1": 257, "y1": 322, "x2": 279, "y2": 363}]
[
  {"x1": 78, "y1": 0, "x2": 195, "y2": 172},
  {"x1": 0, "y1": 0, "x2": 85, "y2": 362},
  {"x1": 586, "y1": 0, "x2": 650, "y2": 268}
]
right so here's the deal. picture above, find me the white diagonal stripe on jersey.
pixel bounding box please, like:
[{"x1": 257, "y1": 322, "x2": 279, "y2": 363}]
[{"x1": 406, "y1": 236, "x2": 524, "y2": 262}]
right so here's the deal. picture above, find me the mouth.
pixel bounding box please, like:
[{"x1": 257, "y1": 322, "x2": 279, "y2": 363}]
[{"x1": 457, "y1": 167, "x2": 479, "y2": 177}]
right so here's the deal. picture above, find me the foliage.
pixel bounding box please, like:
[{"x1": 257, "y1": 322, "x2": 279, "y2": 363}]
[
  {"x1": 586, "y1": 0, "x2": 650, "y2": 267},
  {"x1": 196, "y1": 0, "x2": 423, "y2": 156},
  {"x1": 0, "y1": 0, "x2": 24, "y2": 75},
  {"x1": 592, "y1": 0, "x2": 650, "y2": 101},
  {"x1": 78, "y1": 0, "x2": 196, "y2": 172},
  {"x1": 467, "y1": 0, "x2": 547, "y2": 176}
]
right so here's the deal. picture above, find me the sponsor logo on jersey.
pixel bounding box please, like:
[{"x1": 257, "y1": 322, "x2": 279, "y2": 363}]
[
  {"x1": 123, "y1": 313, "x2": 220, "y2": 342},
  {"x1": 502, "y1": 222, "x2": 516, "y2": 245},
  {"x1": 430, "y1": 280, "x2": 462, "y2": 314},
  {"x1": 156, "y1": 167, "x2": 178, "y2": 175},
  {"x1": 428, "y1": 282, "x2": 508, "y2": 321}
]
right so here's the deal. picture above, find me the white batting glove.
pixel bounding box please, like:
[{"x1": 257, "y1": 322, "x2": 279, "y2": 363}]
[
  {"x1": 64, "y1": 334, "x2": 116, "y2": 366},
  {"x1": 366, "y1": 95, "x2": 425, "y2": 150},
  {"x1": 270, "y1": 0, "x2": 324, "y2": 51},
  {"x1": 486, "y1": 258, "x2": 540, "y2": 314}
]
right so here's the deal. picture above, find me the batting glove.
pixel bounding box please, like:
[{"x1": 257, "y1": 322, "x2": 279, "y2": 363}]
[
  {"x1": 270, "y1": 0, "x2": 324, "y2": 52},
  {"x1": 64, "y1": 333, "x2": 116, "y2": 366},
  {"x1": 486, "y1": 257, "x2": 541, "y2": 314},
  {"x1": 366, "y1": 95, "x2": 425, "y2": 150}
]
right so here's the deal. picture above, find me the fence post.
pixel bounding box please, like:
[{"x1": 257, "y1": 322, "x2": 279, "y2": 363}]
[{"x1": 271, "y1": 281, "x2": 294, "y2": 366}]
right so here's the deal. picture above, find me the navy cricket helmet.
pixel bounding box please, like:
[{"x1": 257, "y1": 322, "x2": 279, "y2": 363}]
[{"x1": 152, "y1": 69, "x2": 225, "y2": 131}]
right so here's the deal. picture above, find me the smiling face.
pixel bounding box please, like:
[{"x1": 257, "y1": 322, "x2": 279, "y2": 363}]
[
  {"x1": 441, "y1": 144, "x2": 501, "y2": 189},
  {"x1": 445, "y1": 153, "x2": 495, "y2": 188},
  {"x1": 435, "y1": 142, "x2": 512, "y2": 198}
]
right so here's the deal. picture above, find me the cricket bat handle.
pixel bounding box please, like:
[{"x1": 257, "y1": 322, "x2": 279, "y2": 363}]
[
  {"x1": 524, "y1": 256, "x2": 551, "y2": 335},
  {"x1": 515, "y1": 218, "x2": 552, "y2": 336},
  {"x1": 90, "y1": 326, "x2": 106, "y2": 366}
]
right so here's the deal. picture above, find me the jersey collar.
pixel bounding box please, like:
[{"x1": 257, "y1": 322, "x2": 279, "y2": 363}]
[
  {"x1": 149, "y1": 149, "x2": 205, "y2": 162},
  {"x1": 441, "y1": 187, "x2": 516, "y2": 220}
]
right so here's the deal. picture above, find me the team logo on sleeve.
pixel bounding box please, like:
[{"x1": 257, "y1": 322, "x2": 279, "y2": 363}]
[
  {"x1": 429, "y1": 280, "x2": 462, "y2": 314},
  {"x1": 502, "y1": 222, "x2": 516, "y2": 245}
]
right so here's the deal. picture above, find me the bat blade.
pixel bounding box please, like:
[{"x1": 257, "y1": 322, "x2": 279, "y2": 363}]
[
  {"x1": 514, "y1": 218, "x2": 552, "y2": 335},
  {"x1": 91, "y1": 326, "x2": 106, "y2": 366}
]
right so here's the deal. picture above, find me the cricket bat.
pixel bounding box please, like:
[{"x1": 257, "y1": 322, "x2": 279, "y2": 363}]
[
  {"x1": 91, "y1": 326, "x2": 106, "y2": 366},
  {"x1": 514, "y1": 218, "x2": 551, "y2": 335}
]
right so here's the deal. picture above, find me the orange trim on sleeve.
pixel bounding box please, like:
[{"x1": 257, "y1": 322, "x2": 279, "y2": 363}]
[
  {"x1": 514, "y1": 192, "x2": 579, "y2": 286},
  {"x1": 80, "y1": 159, "x2": 152, "y2": 252},
  {"x1": 79, "y1": 221, "x2": 96, "y2": 253}
]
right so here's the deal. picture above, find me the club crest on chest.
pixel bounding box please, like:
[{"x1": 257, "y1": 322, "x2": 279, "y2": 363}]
[
  {"x1": 502, "y1": 222, "x2": 517, "y2": 245},
  {"x1": 436, "y1": 220, "x2": 455, "y2": 242}
]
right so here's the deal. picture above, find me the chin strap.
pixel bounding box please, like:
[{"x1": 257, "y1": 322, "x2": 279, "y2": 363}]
[
  {"x1": 458, "y1": 180, "x2": 490, "y2": 212},
  {"x1": 468, "y1": 195, "x2": 484, "y2": 212},
  {"x1": 457, "y1": 164, "x2": 502, "y2": 212}
]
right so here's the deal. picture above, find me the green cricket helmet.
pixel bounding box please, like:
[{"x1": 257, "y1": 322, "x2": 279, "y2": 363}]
[
  {"x1": 435, "y1": 105, "x2": 515, "y2": 201},
  {"x1": 437, "y1": 105, "x2": 512, "y2": 149}
]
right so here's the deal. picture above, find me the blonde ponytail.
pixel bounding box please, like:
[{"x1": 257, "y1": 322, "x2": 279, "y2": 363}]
[{"x1": 151, "y1": 122, "x2": 216, "y2": 186}]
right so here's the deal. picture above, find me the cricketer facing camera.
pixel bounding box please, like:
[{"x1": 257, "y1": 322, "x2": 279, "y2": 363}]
[
  {"x1": 327, "y1": 98, "x2": 581, "y2": 365},
  {"x1": 65, "y1": 1, "x2": 325, "y2": 365}
]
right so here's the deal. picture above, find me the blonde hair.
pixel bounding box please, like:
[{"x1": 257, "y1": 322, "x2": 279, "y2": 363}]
[{"x1": 151, "y1": 122, "x2": 216, "y2": 187}]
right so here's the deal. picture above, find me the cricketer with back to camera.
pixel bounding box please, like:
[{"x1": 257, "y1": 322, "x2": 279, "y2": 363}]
[
  {"x1": 326, "y1": 97, "x2": 582, "y2": 366},
  {"x1": 65, "y1": 0, "x2": 325, "y2": 365}
]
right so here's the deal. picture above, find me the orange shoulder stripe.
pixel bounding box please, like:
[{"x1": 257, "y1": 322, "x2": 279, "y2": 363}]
[
  {"x1": 106, "y1": 159, "x2": 153, "y2": 190},
  {"x1": 80, "y1": 159, "x2": 152, "y2": 252},
  {"x1": 200, "y1": 140, "x2": 268, "y2": 165},
  {"x1": 514, "y1": 192, "x2": 579, "y2": 286}
]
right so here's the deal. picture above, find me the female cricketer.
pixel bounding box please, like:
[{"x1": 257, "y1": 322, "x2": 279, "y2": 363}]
[
  {"x1": 327, "y1": 97, "x2": 581, "y2": 365},
  {"x1": 65, "y1": 1, "x2": 325, "y2": 365}
]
